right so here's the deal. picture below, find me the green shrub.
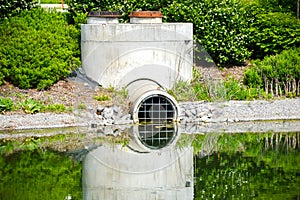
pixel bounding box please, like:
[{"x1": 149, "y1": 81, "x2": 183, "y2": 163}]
[
  {"x1": 0, "y1": 8, "x2": 80, "y2": 90},
  {"x1": 0, "y1": 0, "x2": 38, "y2": 19},
  {"x1": 223, "y1": 76, "x2": 265, "y2": 100},
  {"x1": 0, "y1": 97, "x2": 14, "y2": 113},
  {"x1": 248, "y1": 11, "x2": 300, "y2": 59},
  {"x1": 193, "y1": 82, "x2": 211, "y2": 101},
  {"x1": 244, "y1": 48, "x2": 300, "y2": 97},
  {"x1": 255, "y1": 0, "x2": 298, "y2": 15},
  {"x1": 164, "y1": 0, "x2": 252, "y2": 66}
]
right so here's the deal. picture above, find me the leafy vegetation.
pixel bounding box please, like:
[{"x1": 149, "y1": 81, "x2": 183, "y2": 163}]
[
  {"x1": 248, "y1": 11, "x2": 300, "y2": 59},
  {"x1": 244, "y1": 48, "x2": 300, "y2": 97},
  {"x1": 19, "y1": 98, "x2": 44, "y2": 114},
  {"x1": 93, "y1": 94, "x2": 110, "y2": 101},
  {"x1": 0, "y1": 97, "x2": 14, "y2": 113},
  {"x1": 16, "y1": 98, "x2": 67, "y2": 114},
  {"x1": 0, "y1": 0, "x2": 37, "y2": 19},
  {"x1": 0, "y1": 149, "x2": 82, "y2": 200},
  {"x1": 0, "y1": 8, "x2": 80, "y2": 90},
  {"x1": 39, "y1": 0, "x2": 62, "y2": 3}
]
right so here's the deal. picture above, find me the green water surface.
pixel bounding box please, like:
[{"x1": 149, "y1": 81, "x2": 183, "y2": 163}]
[{"x1": 0, "y1": 132, "x2": 299, "y2": 199}]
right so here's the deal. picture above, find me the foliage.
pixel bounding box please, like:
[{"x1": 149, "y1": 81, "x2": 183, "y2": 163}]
[
  {"x1": 244, "y1": 48, "x2": 300, "y2": 97},
  {"x1": 77, "y1": 102, "x2": 86, "y2": 109},
  {"x1": 0, "y1": 97, "x2": 14, "y2": 113},
  {"x1": 223, "y1": 76, "x2": 267, "y2": 100},
  {"x1": 0, "y1": 149, "x2": 82, "y2": 200},
  {"x1": 166, "y1": 0, "x2": 251, "y2": 66},
  {"x1": 65, "y1": 0, "x2": 169, "y2": 21},
  {"x1": 256, "y1": 0, "x2": 298, "y2": 15},
  {"x1": 0, "y1": 8, "x2": 80, "y2": 90},
  {"x1": 18, "y1": 98, "x2": 67, "y2": 114},
  {"x1": 44, "y1": 103, "x2": 66, "y2": 113},
  {"x1": 168, "y1": 80, "x2": 197, "y2": 102},
  {"x1": 19, "y1": 98, "x2": 44, "y2": 114},
  {"x1": 193, "y1": 82, "x2": 211, "y2": 101},
  {"x1": 248, "y1": 11, "x2": 300, "y2": 59},
  {"x1": 94, "y1": 94, "x2": 110, "y2": 101},
  {"x1": 0, "y1": 0, "x2": 37, "y2": 19}
]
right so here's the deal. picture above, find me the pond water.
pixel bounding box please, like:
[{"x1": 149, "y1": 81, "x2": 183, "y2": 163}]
[{"x1": 0, "y1": 129, "x2": 300, "y2": 200}]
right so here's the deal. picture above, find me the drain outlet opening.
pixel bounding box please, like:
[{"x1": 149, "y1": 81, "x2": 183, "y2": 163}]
[
  {"x1": 127, "y1": 79, "x2": 180, "y2": 124},
  {"x1": 138, "y1": 94, "x2": 176, "y2": 124}
]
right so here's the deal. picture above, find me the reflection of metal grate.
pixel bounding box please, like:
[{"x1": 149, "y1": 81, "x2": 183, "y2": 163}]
[
  {"x1": 138, "y1": 124, "x2": 176, "y2": 149},
  {"x1": 137, "y1": 95, "x2": 176, "y2": 123}
]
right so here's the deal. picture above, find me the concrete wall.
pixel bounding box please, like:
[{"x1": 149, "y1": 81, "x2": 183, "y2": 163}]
[{"x1": 81, "y1": 23, "x2": 193, "y2": 89}]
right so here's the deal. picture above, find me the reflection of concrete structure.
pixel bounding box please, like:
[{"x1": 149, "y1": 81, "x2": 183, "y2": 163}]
[{"x1": 82, "y1": 144, "x2": 193, "y2": 200}]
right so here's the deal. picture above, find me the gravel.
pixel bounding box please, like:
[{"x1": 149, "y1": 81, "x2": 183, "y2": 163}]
[{"x1": 0, "y1": 98, "x2": 299, "y2": 135}]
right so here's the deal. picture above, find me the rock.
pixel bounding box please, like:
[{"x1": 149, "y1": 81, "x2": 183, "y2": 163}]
[{"x1": 102, "y1": 107, "x2": 114, "y2": 120}]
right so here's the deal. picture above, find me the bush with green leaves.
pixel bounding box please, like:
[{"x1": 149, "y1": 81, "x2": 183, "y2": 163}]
[
  {"x1": 0, "y1": 8, "x2": 80, "y2": 90},
  {"x1": 163, "y1": 0, "x2": 252, "y2": 66},
  {"x1": 248, "y1": 11, "x2": 300, "y2": 59},
  {"x1": 0, "y1": 0, "x2": 37, "y2": 19},
  {"x1": 244, "y1": 48, "x2": 300, "y2": 97}
]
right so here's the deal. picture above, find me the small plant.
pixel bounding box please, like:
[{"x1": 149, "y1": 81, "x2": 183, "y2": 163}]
[
  {"x1": 19, "y1": 98, "x2": 44, "y2": 114},
  {"x1": 193, "y1": 82, "x2": 211, "y2": 101},
  {"x1": 45, "y1": 104, "x2": 66, "y2": 113},
  {"x1": 110, "y1": 87, "x2": 128, "y2": 99},
  {"x1": 93, "y1": 94, "x2": 110, "y2": 101},
  {"x1": 77, "y1": 102, "x2": 86, "y2": 110},
  {"x1": 0, "y1": 97, "x2": 14, "y2": 113},
  {"x1": 168, "y1": 80, "x2": 197, "y2": 101}
]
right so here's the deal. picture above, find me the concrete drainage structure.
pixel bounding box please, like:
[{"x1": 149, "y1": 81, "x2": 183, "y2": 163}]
[{"x1": 81, "y1": 11, "x2": 193, "y2": 123}]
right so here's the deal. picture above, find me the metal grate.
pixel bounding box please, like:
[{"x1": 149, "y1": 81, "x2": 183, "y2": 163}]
[
  {"x1": 137, "y1": 95, "x2": 176, "y2": 124},
  {"x1": 138, "y1": 124, "x2": 176, "y2": 149},
  {"x1": 136, "y1": 95, "x2": 177, "y2": 149}
]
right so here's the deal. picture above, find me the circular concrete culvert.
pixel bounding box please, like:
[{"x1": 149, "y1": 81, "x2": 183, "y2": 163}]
[{"x1": 126, "y1": 79, "x2": 180, "y2": 124}]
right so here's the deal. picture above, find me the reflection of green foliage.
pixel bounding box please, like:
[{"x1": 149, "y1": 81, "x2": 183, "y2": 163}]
[
  {"x1": 193, "y1": 132, "x2": 300, "y2": 199},
  {"x1": 176, "y1": 133, "x2": 194, "y2": 150},
  {"x1": 0, "y1": 149, "x2": 82, "y2": 200}
]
